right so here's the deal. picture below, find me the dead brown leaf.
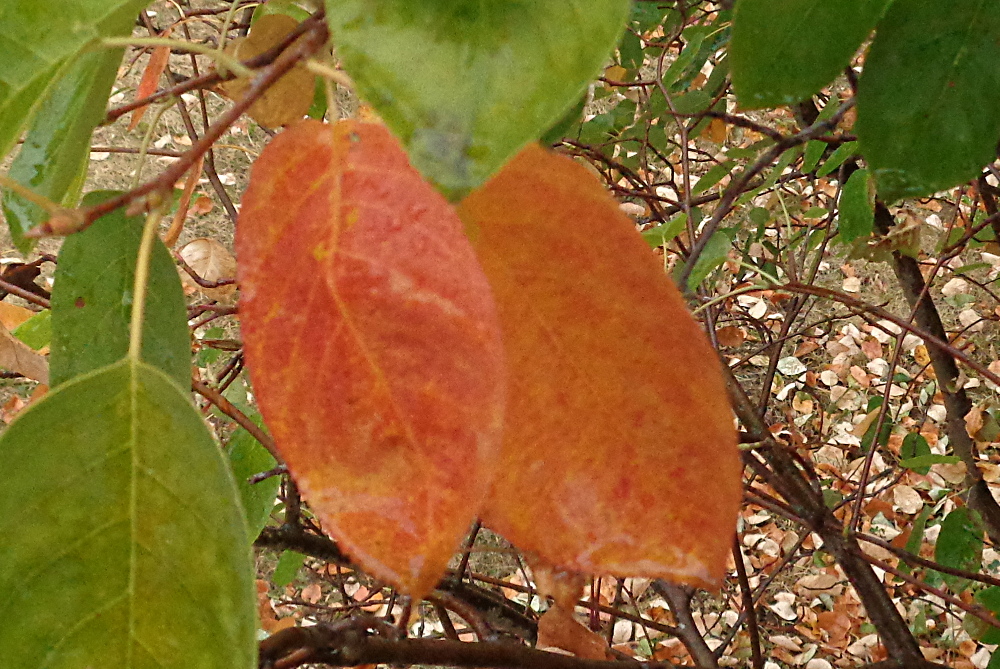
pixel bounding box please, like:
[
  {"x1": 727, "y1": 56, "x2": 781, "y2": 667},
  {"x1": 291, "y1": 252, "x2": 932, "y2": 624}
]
[
  {"x1": 178, "y1": 237, "x2": 237, "y2": 302},
  {"x1": 0, "y1": 327, "x2": 47, "y2": 383}
]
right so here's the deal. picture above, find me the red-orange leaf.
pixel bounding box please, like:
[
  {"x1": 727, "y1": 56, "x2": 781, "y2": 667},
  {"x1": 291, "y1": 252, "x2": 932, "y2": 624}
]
[
  {"x1": 128, "y1": 45, "x2": 170, "y2": 132},
  {"x1": 236, "y1": 120, "x2": 505, "y2": 597},
  {"x1": 458, "y1": 144, "x2": 741, "y2": 588}
]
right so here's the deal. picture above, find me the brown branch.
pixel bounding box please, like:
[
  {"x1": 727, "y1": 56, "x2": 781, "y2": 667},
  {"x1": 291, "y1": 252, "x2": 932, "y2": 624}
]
[
  {"x1": 857, "y1": 548, "x2": 1000, "y2": 633},
  {"x1": 869, "y1": 200, "x2": 1000, "y2": 543},
  {"x1": 652, "y1": 581, "x2": 717, "y2": 669},
  {"x1": 855, "y1": 532, "x2": 1000, "y2": 588},
  {"x1": 0, "y1": 277, "x2": 50, "y2": 309},
  {"x1": 192, "y1": 377, "x2": 280, "y2": 462},
  {"x1": 33, "y1": 16, "x2": 329, "y2": 238},
  {"x1": 722, "y1": 363, "x2": 926, "y2": 663},
  {"x1": 676, "y1": 99, "x2": 855, "y2": 288},
  {"x1": 260, "y1": 625, "x2": 712, "y2": 669}
]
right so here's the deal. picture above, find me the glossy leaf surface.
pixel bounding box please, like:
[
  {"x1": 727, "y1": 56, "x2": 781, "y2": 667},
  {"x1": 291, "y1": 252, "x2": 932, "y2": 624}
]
[
  {"x1": 237, "y1": 119, "x2": 505, "y2": 597},
  {"x1": 2, "y1": 35, "x2": 129, "y2": 253},
  {"x1": 0, "y1": 359, "x2": 255, "y2": 669},
  {"x1": 50, "y1": 191, "x2": 191, "y2": 389},
  {"x1": 0, "y1": 0, "x2": 148, "y2": 159},
  {"x1": 731, "y1": 0, "x2": 890, "y2": 109},
  {"x1": 459, "y1": 145, "x2": 741, "y2": 588},
  {"x1": 856, "y1": 0, "x2": 1000, "y2": 202},
  {"x1": 324, "y1": 0, "x2": 630, "y2": 198}
]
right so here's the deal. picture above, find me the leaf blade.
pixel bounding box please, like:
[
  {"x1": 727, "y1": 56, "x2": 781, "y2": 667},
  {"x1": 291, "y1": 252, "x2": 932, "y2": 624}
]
[
  {"x1": 459, "y1": 145, "x2": 741, "y2": 587},
  {"x1": 49, "y1": 191, "x2": 191, "y2": 389},
  {"x1": 2, "y1": 45, "x2": 127, "y2": 253},
  {"x1": 0, "y1": 359, "x2": 255, "y2": 668},
  {"x1": 856, "y1": 0, "x2": 1000, "y2": 202},
  {"x1": 0, "y1": 0, "x2": 149, "y2": 159},
  {"x1": 237, "y1": 119, "x2": 505, "y2": 597},
  {"x1": 731, "y1": 0, "x2": 891, "y2": 109},
  {"x1": 323, "y1": 0, "x2": 630, "y2": 198}
]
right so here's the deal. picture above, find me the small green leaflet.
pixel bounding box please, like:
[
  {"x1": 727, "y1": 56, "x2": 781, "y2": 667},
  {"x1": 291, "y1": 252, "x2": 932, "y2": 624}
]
[
  {"x1": 899, "y1": 431, "x2": 933, "y2": 474},
  {"x1": 682, "y1": 229, "x2": 732, "y2": 290},
  {"x1": 12, "y1": 309, "x2": 51, "y2": 350},
  {"x1": 838, "y1": 168, "x2": 874, "y2": 242},
  {"x1": 642, "y1": 213, "x2": 687, "y2": 249},
  {"x1": 0, "y1": 359, "x2": 256, "y2": 669},
  {"x1": 272, "y1": 550, "x2": 308, "y2": 587},
  {"x1": 897, "y1": 454, "x2": 961, "y2": 471}
]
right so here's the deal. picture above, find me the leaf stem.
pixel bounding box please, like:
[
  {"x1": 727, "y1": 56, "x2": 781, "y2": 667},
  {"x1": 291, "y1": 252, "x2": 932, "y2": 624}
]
[
  {"x1": 128, "y1": 208, "x2": 164, "y2": 362},
  {"x1": 0, "y1": 174, "x2": 65, "y2": 215},
  {"x1": 100, "y1": 36, "x2": 255, "y2": 79}
]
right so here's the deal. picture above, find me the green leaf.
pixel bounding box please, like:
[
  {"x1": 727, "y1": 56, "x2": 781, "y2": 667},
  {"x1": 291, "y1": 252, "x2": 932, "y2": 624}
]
[
  {"x1": 899, "y1": 504, "x2": 931, "y2": 575},
  {"x1": 839, "y1": 168, "x2": 874, "y2": 242},
  {"x1": 2, "y1": 46, "x2": 126, "y2": 254},
  {"x1": 856, "y1": 0, "x2": 1000, "y2": 202},
  {"x1": 731, "y1": 0, "x2": 891, "y2": 109},
  {"x1": 227, "y1": 425, "x2": 279, "y2": 542},
  {"x1": 618, "y1": 29, "x2": 643, "y2": 71},
  {"x1": 661, "y1": 28, "x2": 706, "y2": 88},
  {"x1": 540, "y1": 93, "x2": 587, "y2": 145},
  {"x1": 0, "y1": 359, "x2": 255, "y2": 668},
  {"x1": 642, "y1": 213, "x2": 687, "y2": 249},
  {"x1": 272, "y1": 550, "x2": 307, "y2": 587},
  {"x1": 11, "y1": 309, "x2": 51, "y2": 350},
  {"x1": 682, "y1": 229, "x2": 732, "y2": 290},
  {"x1": 0, "y1": 0, "x2": 149, "y2": 160},
  {"x1": 974, "y1": 587, "x2": 1000, "y2": 643},
  {"x1": 50, "y1": 191, "x2": 191, "y2": 388},
  {"x1": 693, "y1": 161, "x2": 736, "y2": 195},
  {"x1": 816, "y1": 141, "x2": 858, "y2": 177},
  {"x1": 934, "y1": 507, "x2": 983, "y2": 591},
  {"x1": 898, "y1": 454, "x2": 961, "y2": 470},
  {"x1": 899, "y1": 431, "x2": 932, "y2": 474},
  {"x1": 324, "y1": 0, "x2": 630, "y2": 198}
]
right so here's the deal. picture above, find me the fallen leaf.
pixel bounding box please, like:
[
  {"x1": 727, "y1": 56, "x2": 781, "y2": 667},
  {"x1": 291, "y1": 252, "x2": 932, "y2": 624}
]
[
  {"x1": 237, "y1": 120, "x2": 505, "y2": 598},
  {"x1": 190, "y1": 195, "x2": 214, "y2": 215},
  {"x1": 892, "y1": 484, "x2": 923, "y2": 514},
  {"x1": 0, "y1": 326, "x2": 47, "y2": 383},
  {"x1": 178, "y1": 237, "x2": 237, "y2": 302},
  {"x1": 300, "y1": 583, "x2": 322, "y2": 604},
  {"x1": 0, "y1": 301, "x2": 36, "y2": 331},
  {"x1": 933, "y1": 461, "x2": 967, "y2": 485},
  {"x1": 965, "y1": 404, "x2": 985, "y2": 439},
  {"x1": 459, "y1": 144, "x2": 741, "y2": 588}
]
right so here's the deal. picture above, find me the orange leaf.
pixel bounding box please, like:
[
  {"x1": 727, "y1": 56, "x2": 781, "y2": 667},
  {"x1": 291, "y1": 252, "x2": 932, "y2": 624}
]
[
  {"x1": 128, "y1": 45, "x2": 170, "y2": 132},
  {"x1": 236, "y1": 120, "x2": 505, "y2": 597},
  {"x1": 458, "y1": 144, "x2": 740, "y2": 588},
  {"x1": 536, "y1": 605, "x2": 610, "y2": 660}
]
